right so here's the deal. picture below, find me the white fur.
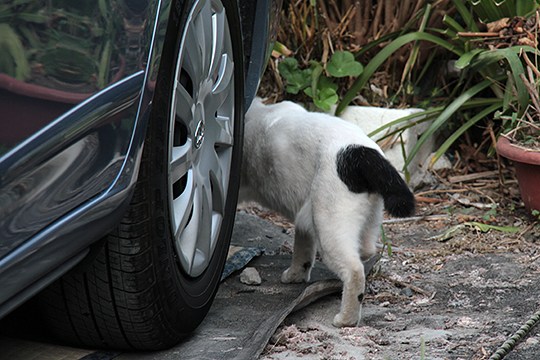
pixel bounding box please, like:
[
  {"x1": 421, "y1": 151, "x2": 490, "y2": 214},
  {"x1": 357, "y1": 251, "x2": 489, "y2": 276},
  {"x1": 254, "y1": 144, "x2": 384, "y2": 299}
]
[{"x1": 240, "y1": 98, "x2": 385, "y2": 327}]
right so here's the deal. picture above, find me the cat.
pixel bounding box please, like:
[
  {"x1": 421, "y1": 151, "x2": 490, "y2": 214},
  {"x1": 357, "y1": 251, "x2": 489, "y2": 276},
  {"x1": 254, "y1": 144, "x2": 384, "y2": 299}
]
[{"x1": 239, "y1": 98, "x2": 415, "y2": 327}]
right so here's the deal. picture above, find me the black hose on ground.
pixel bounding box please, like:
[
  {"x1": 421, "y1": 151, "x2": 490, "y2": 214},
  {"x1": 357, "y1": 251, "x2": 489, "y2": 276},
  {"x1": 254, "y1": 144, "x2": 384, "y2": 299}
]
[{"x1": 489, "y1": 308, "x2": 540, "y2": 360}]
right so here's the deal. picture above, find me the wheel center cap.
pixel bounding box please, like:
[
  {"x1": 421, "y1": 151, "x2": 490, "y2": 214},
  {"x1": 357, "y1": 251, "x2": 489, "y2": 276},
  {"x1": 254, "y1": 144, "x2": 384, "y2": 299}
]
[
  {"x1": 194, "y1": 104, "x2": 205, "y2": 149},
  {"x1": 194, "y1": 120, "x2": 205, "y2": 149}
]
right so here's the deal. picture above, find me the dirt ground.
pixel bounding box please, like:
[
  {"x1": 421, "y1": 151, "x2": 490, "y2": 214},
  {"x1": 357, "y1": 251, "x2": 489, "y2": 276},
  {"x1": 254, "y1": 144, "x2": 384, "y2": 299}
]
[{"x1": 250, "y1": 168, "x2": 540, "y2": 360}]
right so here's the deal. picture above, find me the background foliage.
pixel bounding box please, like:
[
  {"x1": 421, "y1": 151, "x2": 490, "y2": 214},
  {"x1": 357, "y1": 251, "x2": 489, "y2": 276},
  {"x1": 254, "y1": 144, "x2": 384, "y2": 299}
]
[{"x1": 260, "y1": 0, "x2": 540, "y2": 172}]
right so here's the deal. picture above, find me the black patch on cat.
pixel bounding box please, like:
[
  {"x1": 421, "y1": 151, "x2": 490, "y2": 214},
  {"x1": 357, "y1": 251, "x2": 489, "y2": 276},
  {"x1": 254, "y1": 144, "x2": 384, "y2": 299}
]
[
  {"x1": 336, "y1": 145, "x2": 415, "y2": 218},
  {"x1": 358, "y1": 293, "x2": 364, "y2": 302},
  {"x1": 303, "y1": 262, "x2": 311, "y2": 271}
]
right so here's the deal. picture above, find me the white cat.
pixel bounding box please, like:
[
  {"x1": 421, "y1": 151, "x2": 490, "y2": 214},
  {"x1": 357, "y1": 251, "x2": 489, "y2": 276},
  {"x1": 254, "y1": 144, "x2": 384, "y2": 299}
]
[{"x1": 240, "y1": 98, "x2": 415, "y2": 327}]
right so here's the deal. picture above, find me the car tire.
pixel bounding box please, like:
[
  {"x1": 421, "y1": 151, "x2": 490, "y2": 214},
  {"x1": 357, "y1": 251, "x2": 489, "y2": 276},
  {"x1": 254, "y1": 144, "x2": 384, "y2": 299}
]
[{"x1": 27, "y1": 0, "x2": 243, "y2": 350}]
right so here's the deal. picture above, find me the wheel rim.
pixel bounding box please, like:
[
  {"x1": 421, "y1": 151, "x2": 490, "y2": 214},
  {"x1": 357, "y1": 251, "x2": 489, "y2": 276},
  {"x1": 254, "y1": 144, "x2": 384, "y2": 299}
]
[{"x1": 168, "y1": 0, "x2": 235, "y2": 278}]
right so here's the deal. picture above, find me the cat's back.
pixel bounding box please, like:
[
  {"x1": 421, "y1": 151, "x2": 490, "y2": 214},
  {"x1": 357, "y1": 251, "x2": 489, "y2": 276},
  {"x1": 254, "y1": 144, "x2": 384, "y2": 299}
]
[{"x1": 246, "y1": 99, "x2": 377, "y2": 152}]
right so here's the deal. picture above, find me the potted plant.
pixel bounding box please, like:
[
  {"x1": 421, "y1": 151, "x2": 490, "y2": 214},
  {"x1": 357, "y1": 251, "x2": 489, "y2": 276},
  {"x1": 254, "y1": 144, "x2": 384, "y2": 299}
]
[{"x1": 496, "y1": 55, "x2": 540, "y2": 213}]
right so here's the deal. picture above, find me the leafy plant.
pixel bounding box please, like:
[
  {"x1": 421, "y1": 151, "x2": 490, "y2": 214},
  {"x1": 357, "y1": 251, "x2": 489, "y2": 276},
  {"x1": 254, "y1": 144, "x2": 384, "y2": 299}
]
[
  {"x1": 272, "y1": 0, "x2": 540, "y2": 173},
  {"x1": 263, "y1": 0, "x2": 453, "y2": 104},
  {"x1": 278, "y1": 50, "x2": 363, "y2": 111},
  {"x1": 337, "y1": 1, "x2": 540, "y2": 172}
]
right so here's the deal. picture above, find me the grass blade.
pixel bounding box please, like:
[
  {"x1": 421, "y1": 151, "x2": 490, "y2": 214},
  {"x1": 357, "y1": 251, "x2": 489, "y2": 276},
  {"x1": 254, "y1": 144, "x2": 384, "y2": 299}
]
[
  {"x1": 404, "y1": 78, "x2": 500, "y2": 169},
  {"x1": 453, "y1": 0, "x2": 479, "y2": 32},
  {"x1": 368, "y1": 108, "x2": 442, "y2": 138},
  {"x1": 431, "y1": 102, "x2": 502, "y2": 165}
]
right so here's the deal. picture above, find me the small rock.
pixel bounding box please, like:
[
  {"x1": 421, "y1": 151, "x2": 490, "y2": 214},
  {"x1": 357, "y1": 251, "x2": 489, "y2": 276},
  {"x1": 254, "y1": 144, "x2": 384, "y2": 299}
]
[
  {"x1": 424, "y1": 152, "x2": 452, "y2": 170},
  {"x1": 525, "y1": 337, "x2": 540, "y2": 347},
  {"x1": 240, "y1": 267, "x2": 262, "y2": 285},
  {"x1": 400, "y1": 287, "x2": 414, "y2": 297},
  {"x1": 384, "y1": 312, "x2": 397, "y2": 322}
]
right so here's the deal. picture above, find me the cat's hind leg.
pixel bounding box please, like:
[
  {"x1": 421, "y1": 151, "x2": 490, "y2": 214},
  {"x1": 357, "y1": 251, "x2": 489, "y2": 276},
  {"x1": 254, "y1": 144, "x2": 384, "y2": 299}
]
[
  {"x1": 324, "y1": 246, "x2": 366, "y2": 327},
  {"x1": 360, "y1": 195, "x2": 384, "y2": 262},
  {"x1": 281, "y1": 200, "x2": 317, "y2": 283},
  {"x1": 314, "y1": 193, "x2": 370, "y2": 327},
  {"x1": 333, "y1": 263, "x2": 365, "y2": 327}
]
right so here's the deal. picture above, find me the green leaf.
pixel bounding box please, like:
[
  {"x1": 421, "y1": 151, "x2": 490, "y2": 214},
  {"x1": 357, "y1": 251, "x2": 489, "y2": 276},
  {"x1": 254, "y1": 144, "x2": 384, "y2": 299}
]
[
  {"x1": 0, "y1": 23, "x2": 30, "y2": 80},
  {"x1": 442, "y1": 14, "x2": 466, "y2": 34},
  {"x1": 98, "y1": 0, "x2": 108, "y2": 19},
  {"x1": 278, "y1": 58, "x2": 312, "y2": 94},
  {"x1": 309, "y1": 61, "x2": 323, "y2": 99},
  {"x1": 400, "y1": 3, "x2": 432, "y2": 87},
  {"x1": 464, "y1": 222, "x2": 520, "y2": 233},
  {"x1": 305, "y1": 76, "x2": 339, "y2": 111},
  {"x1": 516, "y1": 0, "x2": 540, "y2": 16},
  {"x1": 381, "y1": 225, "x2": 392, "y2": 257},
  {"x1": 368, "y1": 109, "x2": 440, "y2": 140},
  {"x1": 313, "y1": 87, "x2": 338, "y2": 112},
  {"x1": 500, "y1": 48, "x2": 529, "y2": 117},
  {"x1": 327, "y1": 51, "x2": 363, "y2": 78},
  {"x1": 455, "y1": 49, "x2": 484, "y2": 69},
  {"x1": 318, "y1": 76, "x2": 338, "y2": 92},
  {"x1": 272, "y1": 41, "x2": 290, "y2": 56},
  {"x1": 278, "y1": 57, "x2": 299, "y2": 78}
]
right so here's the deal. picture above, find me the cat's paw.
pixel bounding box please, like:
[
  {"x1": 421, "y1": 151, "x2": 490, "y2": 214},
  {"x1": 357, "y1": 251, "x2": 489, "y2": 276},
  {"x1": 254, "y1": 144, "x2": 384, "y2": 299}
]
[
  {"x1": 280, "y1": 267, "x2": 307, "y2": 283},
  {"x1": 332, "y1": 312, "x2": 360, "y2": 328}
]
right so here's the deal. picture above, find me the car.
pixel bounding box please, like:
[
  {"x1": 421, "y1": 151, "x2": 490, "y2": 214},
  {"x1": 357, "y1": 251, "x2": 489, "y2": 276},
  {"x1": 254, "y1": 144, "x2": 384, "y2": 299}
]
[{"x1": 0, "y1": 0, "x2": 280, "y2": 351}]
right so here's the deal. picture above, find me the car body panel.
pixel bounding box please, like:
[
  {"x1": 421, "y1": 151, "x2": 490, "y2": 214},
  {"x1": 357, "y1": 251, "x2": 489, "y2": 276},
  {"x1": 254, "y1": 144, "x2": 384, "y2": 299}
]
[
  {"x1": 0, "y1": 72, "x2": 145, "y2": 257},
  {"x1": 0, "y1": 0, "x2": 279, "y2": 320},
  {"x1": 0, "y1": 0, "x2": 167, "y2": 318}
]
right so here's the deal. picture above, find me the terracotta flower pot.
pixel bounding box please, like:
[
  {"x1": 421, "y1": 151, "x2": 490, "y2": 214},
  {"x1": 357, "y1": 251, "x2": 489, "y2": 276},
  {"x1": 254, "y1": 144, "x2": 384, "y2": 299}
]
[{"x1": 496, "y1": 136, "x2": 540, "y2": 213}]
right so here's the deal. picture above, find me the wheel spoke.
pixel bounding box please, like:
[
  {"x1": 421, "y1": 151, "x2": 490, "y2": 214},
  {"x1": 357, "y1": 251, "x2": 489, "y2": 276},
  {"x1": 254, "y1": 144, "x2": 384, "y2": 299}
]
[
  {"x1": 183, "y1": 20, "x2": 204, "y2": 88},
  {"x1": 175, "y1": 181, "x2": 200, "y2": 272},
  {"x1": 209, "y1": 165, "x2": 226, "y2": 215},
  {"x1": 170, "y1": 144, "x2": 192, "y2": 184},
  {"x1": 172, "y1": 170, "x2": 194, "y2": 237},
  {"x1": 201, "y1": 145, "x2": 223, "y2": 181},
  {"x1": 212, "y1": 54, "x2": 234, "y2": 95},
  {"x1": 174, "y1": 80, "x2": 195, "y2": 125},
  {"x1": 191, "y1": 178, "x2": 213, "y2": 274},
  {"x1": 209, "y1": 5, "x2": 225, "y2": 78},
  {"x1": 197, "y1": 0, "x2": 214, "y2": 78},
  {"x1": 204, "y1": 54, "x2": 234, "y2": 123},
  {"x1": 214, "y1": 115, "x2": 233, "y2": 147}
]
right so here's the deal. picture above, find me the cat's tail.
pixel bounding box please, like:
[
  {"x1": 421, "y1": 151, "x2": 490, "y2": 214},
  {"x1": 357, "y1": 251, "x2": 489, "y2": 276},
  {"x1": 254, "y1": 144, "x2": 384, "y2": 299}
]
[{"x1": 336, "y1": 145, "x2": 415, "y2": 218}]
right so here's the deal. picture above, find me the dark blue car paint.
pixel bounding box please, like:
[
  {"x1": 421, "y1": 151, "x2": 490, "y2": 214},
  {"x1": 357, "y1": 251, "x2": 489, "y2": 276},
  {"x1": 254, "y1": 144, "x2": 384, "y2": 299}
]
[
  {"x1": 0, "y1": 0, "x2": 166, "y2": 318},
  {"x1": 0, "y1": 0, "x2": 278, "y2": 320},
  {"x1": 0, "y1": 72, "x2": 145, "y2": 256}
]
